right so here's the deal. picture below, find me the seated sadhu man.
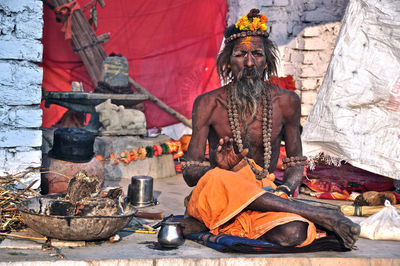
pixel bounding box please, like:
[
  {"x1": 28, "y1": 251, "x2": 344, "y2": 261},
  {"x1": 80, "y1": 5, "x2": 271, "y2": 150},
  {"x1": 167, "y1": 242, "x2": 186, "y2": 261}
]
[{"x1": 180, "y1": 9, "x2": 360, "y2": 248}]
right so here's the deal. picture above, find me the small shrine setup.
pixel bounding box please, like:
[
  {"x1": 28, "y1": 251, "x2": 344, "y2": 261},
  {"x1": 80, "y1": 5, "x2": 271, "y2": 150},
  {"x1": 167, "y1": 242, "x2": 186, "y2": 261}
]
[{"x1": 41, "y1": 0, "x2": 188, "y2": 188}]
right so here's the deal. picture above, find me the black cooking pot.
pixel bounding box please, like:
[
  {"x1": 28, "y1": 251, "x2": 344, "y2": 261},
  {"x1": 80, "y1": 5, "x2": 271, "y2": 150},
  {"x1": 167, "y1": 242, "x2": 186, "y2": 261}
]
[{"x1": 48, "y1": 128, "x2": 95, "y2": 163}]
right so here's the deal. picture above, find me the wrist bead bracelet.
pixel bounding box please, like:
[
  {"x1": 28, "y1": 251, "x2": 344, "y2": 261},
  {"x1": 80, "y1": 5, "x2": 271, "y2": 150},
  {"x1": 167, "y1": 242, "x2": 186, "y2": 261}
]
[
  {"x1": 181, "y1": 161, "x2": 209, "y2": 171},
  {"x1": 282, "y1": 156, "x2": 308, "y2": 169}
]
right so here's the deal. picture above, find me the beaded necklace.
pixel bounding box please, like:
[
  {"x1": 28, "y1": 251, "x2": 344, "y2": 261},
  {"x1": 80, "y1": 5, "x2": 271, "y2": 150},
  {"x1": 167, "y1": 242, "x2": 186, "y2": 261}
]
[{"x1": 227, "y1": 83, "x2": 273, "y2": 180}]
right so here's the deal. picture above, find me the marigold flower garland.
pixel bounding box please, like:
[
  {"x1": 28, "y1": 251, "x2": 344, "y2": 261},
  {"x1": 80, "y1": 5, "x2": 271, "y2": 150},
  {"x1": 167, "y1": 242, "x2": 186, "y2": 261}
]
[
  {"x1": 95, "y1": 140, "x2": 183, "y2": 165},
  {"x1": 235, "y1": 14, "x2": 268, "y2": 31}
]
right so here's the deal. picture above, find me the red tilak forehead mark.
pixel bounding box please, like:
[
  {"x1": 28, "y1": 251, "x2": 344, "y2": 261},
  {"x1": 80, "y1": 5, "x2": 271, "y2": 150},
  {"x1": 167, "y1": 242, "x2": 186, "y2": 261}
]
[{"x1": 241, "y1": 36, "x2": 253, "y2": 50}]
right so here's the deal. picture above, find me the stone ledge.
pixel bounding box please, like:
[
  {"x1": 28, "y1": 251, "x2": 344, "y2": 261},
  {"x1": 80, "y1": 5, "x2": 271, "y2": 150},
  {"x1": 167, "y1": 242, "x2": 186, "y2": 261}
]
[
  {"x1": 94, "y1": 135, "x2": 177, "y2": 180},
  {"x1": 0, "y1": 257, "x2": 398, "y2": 266}
]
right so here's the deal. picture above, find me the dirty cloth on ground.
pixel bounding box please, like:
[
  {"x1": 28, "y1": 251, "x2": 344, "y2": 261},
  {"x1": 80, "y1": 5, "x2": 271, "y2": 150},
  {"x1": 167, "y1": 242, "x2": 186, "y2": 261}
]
[{"x1": 186, "y1": 231, "x2": 349, "y2": 253}]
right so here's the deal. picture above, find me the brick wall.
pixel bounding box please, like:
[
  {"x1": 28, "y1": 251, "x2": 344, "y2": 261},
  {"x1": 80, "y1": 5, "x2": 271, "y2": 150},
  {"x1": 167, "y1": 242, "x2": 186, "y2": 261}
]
[
  {"x1": 227, "y1": 0, "x2": 348, "y2": 124},
  {"x1": 0, "y1": 0, "x2": 43, "y2": 187}
]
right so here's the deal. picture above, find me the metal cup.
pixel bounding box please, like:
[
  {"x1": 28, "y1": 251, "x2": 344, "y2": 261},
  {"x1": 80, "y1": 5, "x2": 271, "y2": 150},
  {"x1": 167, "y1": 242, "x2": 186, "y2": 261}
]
[
  {"x1": 128, "y1": 176, "x2": 154, "y2": 207},
  {"x1": 157, "y1": 221, "x2": 185, "y2": 248}
]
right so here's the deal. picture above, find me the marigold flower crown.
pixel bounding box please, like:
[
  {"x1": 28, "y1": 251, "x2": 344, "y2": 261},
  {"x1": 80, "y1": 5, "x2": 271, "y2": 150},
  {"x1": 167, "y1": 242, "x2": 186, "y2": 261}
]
[{"x1": 225, "y1": 9, "x2": 269, "y2": 44}]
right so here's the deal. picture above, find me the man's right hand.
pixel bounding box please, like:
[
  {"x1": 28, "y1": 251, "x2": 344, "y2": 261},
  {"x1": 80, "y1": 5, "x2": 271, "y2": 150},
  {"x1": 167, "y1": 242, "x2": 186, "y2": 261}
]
[{"x1": 215, "y1": 136, "x2": 248, "y2": 170}]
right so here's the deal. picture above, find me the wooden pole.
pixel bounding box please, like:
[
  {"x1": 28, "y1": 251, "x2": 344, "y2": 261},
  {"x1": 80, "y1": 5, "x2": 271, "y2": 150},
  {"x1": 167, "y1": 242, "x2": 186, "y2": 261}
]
[{"x1": 128, "y1": 78, "x2": 192, "y2": 128}]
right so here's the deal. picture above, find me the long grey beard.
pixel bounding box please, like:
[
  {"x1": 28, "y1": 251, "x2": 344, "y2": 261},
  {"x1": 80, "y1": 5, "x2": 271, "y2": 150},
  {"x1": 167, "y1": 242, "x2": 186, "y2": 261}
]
[{"x1": 234, "y1": 69, "x2": 265, "y2": 121}]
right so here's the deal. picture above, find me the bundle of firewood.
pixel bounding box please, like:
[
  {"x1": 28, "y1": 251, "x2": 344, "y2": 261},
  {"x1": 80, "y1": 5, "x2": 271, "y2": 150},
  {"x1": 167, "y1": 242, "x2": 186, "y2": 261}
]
[{"x1": 0, "y1": 170, "x2": 39, "y2": 232}]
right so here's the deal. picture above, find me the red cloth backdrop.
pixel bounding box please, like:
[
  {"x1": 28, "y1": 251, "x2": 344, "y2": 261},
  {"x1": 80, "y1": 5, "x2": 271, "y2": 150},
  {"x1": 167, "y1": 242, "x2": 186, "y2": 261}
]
[{"x1": 41, "y1": 0, "x2": 227, "y2": 128}]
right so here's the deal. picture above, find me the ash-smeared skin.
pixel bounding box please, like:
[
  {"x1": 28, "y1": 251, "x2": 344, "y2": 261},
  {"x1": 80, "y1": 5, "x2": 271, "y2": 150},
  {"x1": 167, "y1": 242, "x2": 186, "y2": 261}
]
[{"x1": 183, "y1": 36, "x2": 360, "y2": 248}]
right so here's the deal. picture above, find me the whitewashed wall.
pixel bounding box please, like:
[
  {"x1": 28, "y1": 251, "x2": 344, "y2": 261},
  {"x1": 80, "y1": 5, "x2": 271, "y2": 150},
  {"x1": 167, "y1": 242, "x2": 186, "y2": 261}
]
[
  {"x1": 0, "y1": 0, "x2": 43, "y2": 187},
  {"x1": 227, "y1": 0, "x2": 348, "y2": 124}
]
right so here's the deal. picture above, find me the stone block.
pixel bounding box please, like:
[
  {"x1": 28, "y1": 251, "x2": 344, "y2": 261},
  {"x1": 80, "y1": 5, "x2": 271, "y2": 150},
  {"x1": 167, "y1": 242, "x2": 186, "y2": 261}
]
[
  {"x1": 12, "y1": 108, "x2": 42, "y2": 128},
  {"x1": 301, "y1": 65, "x2": 326, "y2": 78},
  {"x1": 0, "y1": 166, "x2": 40, "y2": 189},
  {"x1": 270, "y1": 22, "x2": 288, "y2": 45},
  {"x1": 303, "y1": 37, "x2": 326, "y2": 50},
  {"x1": 14, "y1": 63, "x2": 43, "y2": 85},
  {"x1": 303, "y1": 52, "x2": 331, "y2": 71},
  {"x1": 236, "y1": 0, "x2": 259, "y2": 19},
  {"x1": 6, "y1": 149, "x2": 41, "y2": 168},
  {"x1": 94, "y1": 135, "x2": 177, "y2": 180},
  {"x1": 318, "y1": 49, "x2": 334, "y2": 63},
  {"x1": 291, "y1": 24, "x2": 304, "y2": 37},
  {"x1": 283, "y1": 64, "x2": 296, "y2": 76},
  {"x1": 290, "y1": 51, "x2": 304, "y2": 63},
  {"x1": 267, "y1": 7, "x2": 288, "y2": 22},
  {"x1": 286, "y1": 38, "x2": 298, "y2": 49},
  {"x1": 301, "y1": 78, "x2": 320, "y2": 90},
  {"x1": 0, "y1": 84, "x2": 42, "y2": 105},
  {"x1": 301, "y1": 90, "x2": 318, "y2": 105},
  {"x1": 303, "y1": 26, "x2": 321, "y2": 37},
  {"x1": 303, "y1": 51, "x2": 321, "y2": 64},
  {"x1": 274, "y1": 0, "x2": 289, "y2": 6},
  {"x1": 0, "y1": 106, "x2": 9, "y2": 126},
  {"x1": 0, "y1": 62, "x2": 13, "y2": 85},
  {"x1": 280, "y1": 47, "x2": 290, "y2": 62},
  {"x1": 301, "y1": 103, "x2": 314, "y2": 116},
  {"x1": 0, "y1": 0, "x2": 42, "y2": 14},
  {"x1": 302, "y1": 9, "x2": 341, "y2": 23},
  {"x1": 16, "y1": 11, "x2": 43, "y2": 39},
  {"x1": 261, "y1": 0, "x2": 274, "y2": 6},
  {"x1": 1, "y1": 148, "x2": 41, "y2": 189},
  {"x1": 0, "y1": 38, "x2": 42, "y2": 62},
  {"x1": 0, "y1": 129, "x2": 42, "y2": 148},
  {"x1": 0, "y1": 149, "x2": 5, "y2": 168},
  {"x1": 0, "y1": 14, "x2": 16, "y2": 35}
]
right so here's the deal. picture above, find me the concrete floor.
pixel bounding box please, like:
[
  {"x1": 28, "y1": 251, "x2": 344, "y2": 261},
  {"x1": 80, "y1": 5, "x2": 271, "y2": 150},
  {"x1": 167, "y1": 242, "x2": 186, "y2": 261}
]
[{"x1": 1, "y1": 174, "x2": 400, "y2": 265}]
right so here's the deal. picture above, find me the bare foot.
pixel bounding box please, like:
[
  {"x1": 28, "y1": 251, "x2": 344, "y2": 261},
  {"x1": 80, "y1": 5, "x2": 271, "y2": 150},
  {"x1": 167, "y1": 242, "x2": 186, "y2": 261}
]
[{"x1": 331, "y1": 212, "x2": 360, "y2": 248}]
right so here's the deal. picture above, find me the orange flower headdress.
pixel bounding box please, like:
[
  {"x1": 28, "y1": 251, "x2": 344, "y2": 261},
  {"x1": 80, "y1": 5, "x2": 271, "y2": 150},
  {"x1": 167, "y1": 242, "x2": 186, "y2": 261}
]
[{"x1": 225, "y1": 9, "x2": 269, "y2": 44}]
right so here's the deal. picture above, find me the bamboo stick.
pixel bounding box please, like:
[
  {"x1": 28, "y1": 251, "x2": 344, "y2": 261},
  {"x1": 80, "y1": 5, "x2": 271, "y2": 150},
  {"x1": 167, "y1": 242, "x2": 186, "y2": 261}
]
[
  {"x1": 340, "y1": 204, "x2": 400, "y2": 217},
  {"x1": 129, "y1": 77, "x2": 192, "y2": 128},
  {"x1": 0, "y1": 232, "x2": 47, "y2": 241}
]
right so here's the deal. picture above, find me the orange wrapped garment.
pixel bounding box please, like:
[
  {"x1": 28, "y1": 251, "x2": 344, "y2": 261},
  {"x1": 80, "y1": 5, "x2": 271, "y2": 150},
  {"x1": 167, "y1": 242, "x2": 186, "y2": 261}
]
[{"x1": 187, "y1": 160, "x2": 316, "y2": 247}]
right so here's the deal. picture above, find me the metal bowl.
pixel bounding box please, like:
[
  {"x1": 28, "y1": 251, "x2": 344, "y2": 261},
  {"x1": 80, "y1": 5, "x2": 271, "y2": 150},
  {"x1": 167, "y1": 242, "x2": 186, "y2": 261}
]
[{"x1": 17, "y1": 194, "x2": 136, "y2": 241}]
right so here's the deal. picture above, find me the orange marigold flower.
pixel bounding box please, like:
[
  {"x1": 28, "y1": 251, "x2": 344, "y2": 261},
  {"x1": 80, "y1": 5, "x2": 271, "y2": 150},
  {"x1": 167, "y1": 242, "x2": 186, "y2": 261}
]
[
  {"x1": 130, "y1": 149, "x2": 138, "y2": 161},
  {"x1": 261, "y1": 14, "x2": 268, "y2": 23},
  {"x1": 95, "y1": 155, "x2": 105, "y2": 165},
  {"x1": 120, "y1": 150, "x2": 131, "y2": 164},
  {"x1": 110, "y1": 152, "x2": 119, "y2": 165}
]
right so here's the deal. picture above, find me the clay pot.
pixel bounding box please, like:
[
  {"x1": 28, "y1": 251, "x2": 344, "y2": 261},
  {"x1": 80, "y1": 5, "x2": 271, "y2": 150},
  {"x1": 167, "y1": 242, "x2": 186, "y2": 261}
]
[{"x1": 44, "y1": 156, "x2": 104, "y2": 195}]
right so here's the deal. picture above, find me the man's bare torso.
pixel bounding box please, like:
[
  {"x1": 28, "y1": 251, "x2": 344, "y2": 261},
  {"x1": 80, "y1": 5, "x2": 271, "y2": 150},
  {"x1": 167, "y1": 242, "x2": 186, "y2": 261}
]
[{"x1": 191, "y1": 83, "x2": 298, "y2": 173}]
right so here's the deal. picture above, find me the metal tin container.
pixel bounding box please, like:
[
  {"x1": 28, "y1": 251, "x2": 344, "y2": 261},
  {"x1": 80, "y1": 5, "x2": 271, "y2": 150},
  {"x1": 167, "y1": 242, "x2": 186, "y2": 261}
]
[
  {"x1": 128, "y1": 175, "x2": 154, "y2": 207},
  {"x1": 157, "y1": 221, "x2": 185, "y2": 248}
]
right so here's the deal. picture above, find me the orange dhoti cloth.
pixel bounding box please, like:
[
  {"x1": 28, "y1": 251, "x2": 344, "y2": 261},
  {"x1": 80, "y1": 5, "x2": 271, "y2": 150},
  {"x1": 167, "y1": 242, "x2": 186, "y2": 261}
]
[{"x1": 187, "y1": 160, "x2": 317, "y2": 247}]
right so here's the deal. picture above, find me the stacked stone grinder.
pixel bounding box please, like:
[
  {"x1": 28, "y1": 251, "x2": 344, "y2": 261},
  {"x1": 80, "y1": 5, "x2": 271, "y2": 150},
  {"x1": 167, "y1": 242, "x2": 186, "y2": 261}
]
[
  {"x1": 127, "y1": 176, "x2": 155, "y2": 207},
  {"x1": 48, "y1": 127, "x2": 95, "y2": 162}
]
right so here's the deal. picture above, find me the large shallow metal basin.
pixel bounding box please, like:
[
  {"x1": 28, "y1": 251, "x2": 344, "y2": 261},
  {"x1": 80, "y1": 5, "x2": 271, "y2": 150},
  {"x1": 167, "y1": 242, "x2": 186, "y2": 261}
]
[{"x1": 17, "y1": 194, "x2": 136, "y2": 241}]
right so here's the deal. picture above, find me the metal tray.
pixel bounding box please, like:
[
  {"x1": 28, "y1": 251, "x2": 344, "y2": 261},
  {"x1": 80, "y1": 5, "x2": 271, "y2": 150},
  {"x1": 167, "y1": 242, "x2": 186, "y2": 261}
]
[{"x1": 17, "y1": 194, "x2": 136, "y2": 241}]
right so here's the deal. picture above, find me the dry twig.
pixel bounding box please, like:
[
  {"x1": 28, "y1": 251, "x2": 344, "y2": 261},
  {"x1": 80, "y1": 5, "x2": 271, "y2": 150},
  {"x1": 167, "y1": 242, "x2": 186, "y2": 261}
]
[{"x1": 0, "y1": 168, "x2": 40, "y2": 233}]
